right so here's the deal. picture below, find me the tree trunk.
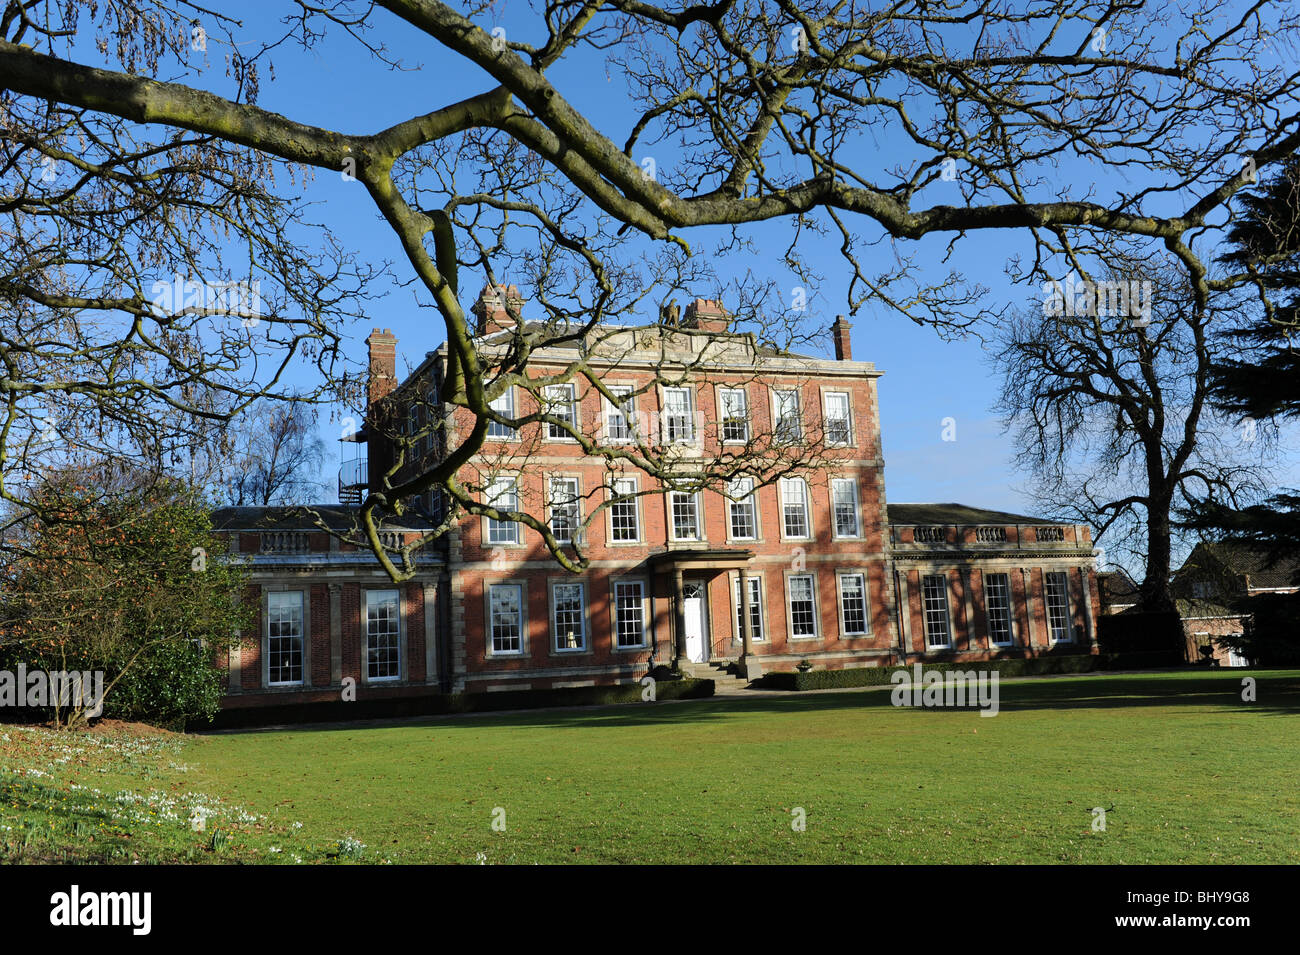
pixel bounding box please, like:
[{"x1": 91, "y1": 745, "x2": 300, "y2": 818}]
[{"x1": 1140, "y1": 496, "x2": 1177, "y2": 613}]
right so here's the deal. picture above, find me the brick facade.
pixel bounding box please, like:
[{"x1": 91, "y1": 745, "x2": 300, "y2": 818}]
[{"x1": 212, "y1": 291, "x2": 1100, "y2": 709}]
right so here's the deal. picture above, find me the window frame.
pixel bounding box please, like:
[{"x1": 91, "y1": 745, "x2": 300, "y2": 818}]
[
  {"x1": 420, "y1": 385, "x2": 437, "y2": 456},
  {"x1": 543, "y1": 382, "x2": 578, "y2": 441},
  {"x1": 984, "y1": 572, "x2": 1014, "y2": 647},
  {"x1": 607, "y1": 476, "x2": 642, "y2": 544},
  {"x1": 718, "y1": 386, "x2": 750, "y2": 444},
  {"x1": 786, "y1": 571, "x2": 821, "y2": 640},
  {"x1": 830, "y1": 477, "x2": 862, "y2": 539},
  {"x1": 486, "y1": 581, "x2": 527, "y2": 657},
  {"x1": 779, "y1": 476, "x2": 812, "y2": 540},
  {"x1": 668, "y1": 489, "x2": 703, "y2": 542},
  {"x1": 550, "y1": 580, "x2": 589, "y2": 653},
  {"x1": 921, "y1": 574, "x2": 953, "y2": 649},
  {"x1": 483, "y1": 474, "x2": 522, "y2": 546},
  {"x1": 822, "y1": 390, "x2": 854, "y2": 447},
  {"x1": 731, "y1": 573, "x2": 766, "y2": 644},
  {"x1": 1044, "y1": 571, "x2": 1073, "y2": 644},
  {"x1": 836, "y1": 571, "x2": 870, "y2": 637},
  {"x1": 771, "y1": 387, "x2": 803, "y2": 444},
  {"x1": 405, "y1": 403, "x2": 421, "y2": 463},
  {"x1": 726, "y1": 476, "x2": 758, "y2": 542},
  {"x1": 661, "y1": 385, "x2": 697, "y2": 445},
  {"x1": 364, "y1": 587, "x2": 402, "y2": 682},
  {"x1": 547, "y1": 475, "x2": 582, "y2": 545},
  {"x1": 486, "y1": 386, "x2": 517, "y2": 440},
  {"x1": 612, "y1": 579, "x2": 649, "y2": 650},
  {"x1": 264, "y1": 588, "x2": 307, "y2": 687},
  {"x1": 603, "y1": 384, "x2": 637, "y2": 444}
]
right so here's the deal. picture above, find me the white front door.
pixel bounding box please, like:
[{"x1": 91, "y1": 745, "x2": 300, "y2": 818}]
[{"x1": 683, "y1": 582, "x2": 707, "y2": 663}]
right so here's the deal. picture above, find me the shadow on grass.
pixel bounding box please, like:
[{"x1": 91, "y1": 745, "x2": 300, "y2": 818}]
[{"x1": 233, "y1": 670, "x2": 1300, "y2": 735}]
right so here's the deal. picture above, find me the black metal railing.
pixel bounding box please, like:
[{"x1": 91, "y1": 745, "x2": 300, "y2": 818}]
[{"x1": 339, "y1": 456, "x2": 367, "y2": 504}]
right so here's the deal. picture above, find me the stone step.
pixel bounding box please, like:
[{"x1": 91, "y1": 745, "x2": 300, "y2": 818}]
[
  {"x1": 680, "y1": 662, "x2": 753, "y2": 690},
  {"x1": 681, "y1": 662, "x2": 751, "y2": 684}
]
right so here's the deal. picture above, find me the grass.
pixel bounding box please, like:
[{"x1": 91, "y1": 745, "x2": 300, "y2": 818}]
[
  {"x1": 3, "y1": 669, "x2": 1299, "y2": 864},
  {"x1": 0, "y1": 722, "x2": 331, "y2": 863}
]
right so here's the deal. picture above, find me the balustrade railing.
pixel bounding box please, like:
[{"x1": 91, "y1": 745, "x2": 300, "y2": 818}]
[{"x1": 261, "y1": 531, "x2": 309, "y2": 554}]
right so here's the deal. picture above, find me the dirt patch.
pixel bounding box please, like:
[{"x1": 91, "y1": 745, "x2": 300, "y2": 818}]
[{"x1": 87, "y1": 718, "x2": 180, "y2": 738}]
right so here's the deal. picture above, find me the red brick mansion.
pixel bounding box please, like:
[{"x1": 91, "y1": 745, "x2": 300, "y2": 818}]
[{"x1": 214, "y1": 287, "x2": 1100, "y2": 708}]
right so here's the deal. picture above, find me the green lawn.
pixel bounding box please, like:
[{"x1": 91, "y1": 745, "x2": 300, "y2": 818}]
[{"x1": 4, "y1": 669, "x2": 1298, "y2": 864}]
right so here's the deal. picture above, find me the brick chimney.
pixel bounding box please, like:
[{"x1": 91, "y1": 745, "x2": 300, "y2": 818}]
[
  {"x1": 366, "y1": 328, "x2": 398, "y2": 406},
  {"x1": 472, "y1": 283, "x2": 525, "y2": 335},
  {"x1": 831, "y1": 315, "x2": 853, "y2": 361},
  {"x1": 682, "y1": 298, "x2": 729, "y2": 333}
]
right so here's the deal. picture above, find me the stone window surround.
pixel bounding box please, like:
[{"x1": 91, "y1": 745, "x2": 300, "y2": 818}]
[
  {"x1": 724, "y1": 475, "x2": 762, "y2": 543},
  {"x1": 835, "y1": 569, "x2": 871, "y2": 637},
  {"x1": 481, "y1": 471, "x2": 524, "y2": 548},
  {"x1": 606, "y1": 473, "x2": 643, "y2": 546},
  {"x1": 714, "y1": 383, "x2": 751, "y2": 445},
  {"x1": 362, "y1": 585, "x2": 405, "y2": 684},
  {"x1": 830, "y1": 475, "x2": 864, "y2": 540},
  {"x1": 610, "y1": 576, "x2": 650, "y2": 651},
  {"x1": 262, "y1": 583, "x2": 310, "y2": 689},
  {"x1": 728, "y1": 570, "x2": 767, "y2": 644},
  {"x1": 548, "y1": 577, "x2": 590, "y2": 656},
  {"x1": 784, "y1": 568, "x2": 823, "y2": 641},
  {"x1": 484, "y1": 578, "x2": 529, "y2": 658},
  {"x1": 819, "y1": 386, "x2": 856, "y2": 448}
]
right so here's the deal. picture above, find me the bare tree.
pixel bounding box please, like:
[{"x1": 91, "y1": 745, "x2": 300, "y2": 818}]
[
  {"x1": 0, "y1": 5, "x2": 379, "y2": 550},
  {"x1": 214, "y1": 401, "x2": 328, "y2": 507},
  {"x1": 993, "y1": 262, "x2": 1269, "y2": 612},
  {"x1": 3, "y1": 1, "x2": 1300, "y2": 577}
]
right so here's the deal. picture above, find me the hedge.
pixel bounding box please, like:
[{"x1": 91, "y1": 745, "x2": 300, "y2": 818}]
[
  {"x1": 1096, "y1": 611, "x2": 1185, "y2": 655},
  {"x1": 203, "y1": 677, "x2": 714, "y2": 731},
  {"x1": 760, "y1": 652, "x2": 1184, "y2": 691}
]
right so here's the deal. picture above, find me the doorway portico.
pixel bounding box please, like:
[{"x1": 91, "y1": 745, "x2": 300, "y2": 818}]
[{"x1": 649, "y1": 548, "x2": 761, "y2": 680}]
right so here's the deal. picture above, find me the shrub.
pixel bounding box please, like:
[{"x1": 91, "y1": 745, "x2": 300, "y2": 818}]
[
  {"x1": 207, "y1": 678, "x2": 716, "y2": 730},
  {"x1": 1233, "y1": 593, "x2": 1300, "y2": 666},
  {"x1": 101, "y1": 638, "x2": 227, "y2": 730},
  {"x1": 1097, "y1": 612, "x2": 1185, "y2": 655},
  {"x1": 0, "y1": 479, "x2": 247, "y2": 729}
]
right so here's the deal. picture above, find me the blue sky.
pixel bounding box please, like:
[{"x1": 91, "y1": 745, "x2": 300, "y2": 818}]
[{"x1": 190, "y1": 3, "x2": 1296, "y2": 568}]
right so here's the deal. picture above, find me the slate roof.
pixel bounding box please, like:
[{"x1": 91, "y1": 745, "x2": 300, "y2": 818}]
[
  {"x1": 1175, "y1": 598, "x2": 1243, "y2": 619},
  {"x1": 211, "y1": 505, "x2": 438, "y2": 532},
  {"x1": 1182, "y1": 541, "x2": 1300, "y2": 590},
  {"x1": 887, "y1": 502, "x2": 1058, "y2": 525}
]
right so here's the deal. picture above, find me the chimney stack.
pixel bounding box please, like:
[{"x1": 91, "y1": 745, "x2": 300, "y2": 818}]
[
  {"x1": 366, "y1": 328, "x2": 398, "y2": 406},
  {"x1": 472, "y1": 283, "x2": 525, "y2": 335},
  {"x1": 831, "y1": 315, "x2": 853, "y2": 361},
  {"x1": 682, "y1": 298, "x2": 730, "y2": 333}
]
